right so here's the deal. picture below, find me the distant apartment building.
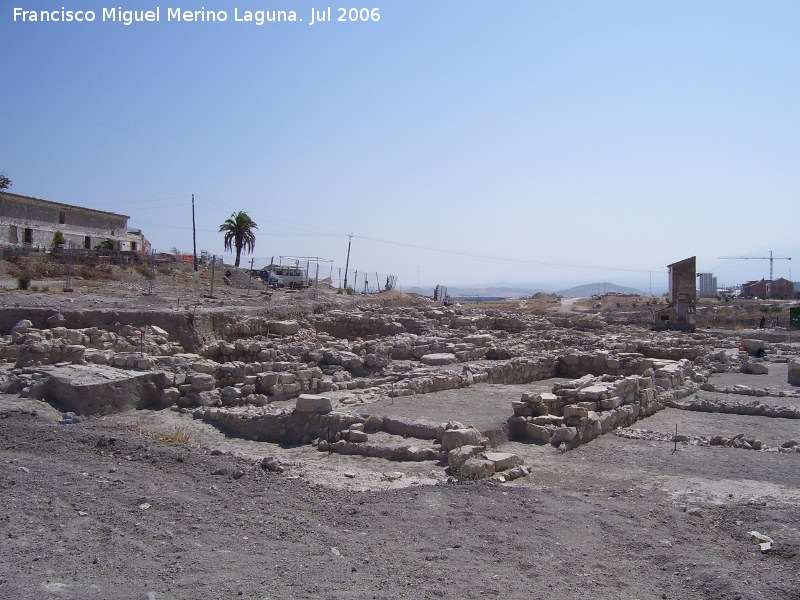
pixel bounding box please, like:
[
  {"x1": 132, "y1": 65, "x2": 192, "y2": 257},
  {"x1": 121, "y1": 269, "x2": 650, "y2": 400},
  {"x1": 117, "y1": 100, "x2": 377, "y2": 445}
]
[
  {"x1": 741, "y1": 278, "x2": 795, "y2": 299},
  {"x1": 0, "y1": 191, "x2": 149, "y2": 252},
  {"x1": 697, "y1": 272, "x2": 717, "y2": 297}
]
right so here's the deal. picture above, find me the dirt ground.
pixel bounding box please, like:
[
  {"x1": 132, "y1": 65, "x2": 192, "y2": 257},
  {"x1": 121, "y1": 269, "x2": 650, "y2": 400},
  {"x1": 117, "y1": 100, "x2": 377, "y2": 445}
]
[
  {"x1": 1, "y1": 259, "x2": 799, "y2": 599},
  {"x1": 2, "y1": 387, "x2": 799, "y2": 600}
]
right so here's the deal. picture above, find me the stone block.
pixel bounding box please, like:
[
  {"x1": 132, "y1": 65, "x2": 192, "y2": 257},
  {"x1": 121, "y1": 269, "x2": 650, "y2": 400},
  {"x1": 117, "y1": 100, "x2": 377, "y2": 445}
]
[
  {"x1": 483, "y1": 452, "x2": 522, "y2": 472},
  {"x1": 256, "y1": 372, "x2": 279, "y2": 393},
  {"x1": 159, "y1": 387, "x2": 181, "y2": 406},
  {"x1": 600, "y1": 396, "x2": 622, "y2": 411},
  {"x1": 741, "y1": 361, "x2": 769, "y2": 375},
  {"x1": 550, "y1": 427, "x2": 577, "y2": 445},
  {"x1": 33, "y1": 364, "x2": 156, "y2": 415},
  {"x1": 741, "y1": 339, "x2": 765, "y2": 353},
  {"x1": 512, "y1": 400, "x2": 531, "y2": 416},
  {"x1": 539, "y1": 392, "x2": 558, "y2": 405},
  {"x1": 525, "y1": 423, "x2": 552, "y2": 443},
  {"x1": 532, "y1": 415, "x2": 563, "y2": 426},
  {"x1": 190, "y1": 373, "x2": 216, "y2": 391},
  {"x1": 789, "y1": 360, "x2": 800, "y2": 387},
  {"x1": 441, "y1": 427, "x2": 482, "y2": 451},
  {"x1": 448, "y1": 445, "x2": 482, "y2": 470},
  {"x1": 420, "y1": 353, "x2": 458, "y2": 366},
  {"x1": 344, "y1": 430, "x2": 368, "y2": 443},
  {"x1": 563, "y1": 405, "x2": 589, "y2": 419},
  {"x1": 295, "y1": 394, "x2": 333, "y2": 413},
  {"x1": 278, "y1": 372, "x2": 297, "y2": 384},
  {"x1": 580, "y1": 384, "x2": 610, "y2": 400},
  {"x1": 11, "y1": 320, "x2": 33, "y2": 334},
  {"x1": 459, "y1": 458, "x2": 495, "y2": 479},
  {"x1": 46, "y1": 313, "x2": 66, "y2": 327},
  {"x1": 269, "y1": 320, "x2": 300, "y2": 335},
  {"x1": 363, "y1": 415, "x2": 384, "y2": 433}
]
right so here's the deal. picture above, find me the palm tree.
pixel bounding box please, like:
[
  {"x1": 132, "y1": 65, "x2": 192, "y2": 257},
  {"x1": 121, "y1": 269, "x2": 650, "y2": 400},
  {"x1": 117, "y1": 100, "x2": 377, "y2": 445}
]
[{"x1": 219, "y1": 211, "x2": 258, "y2": 267}]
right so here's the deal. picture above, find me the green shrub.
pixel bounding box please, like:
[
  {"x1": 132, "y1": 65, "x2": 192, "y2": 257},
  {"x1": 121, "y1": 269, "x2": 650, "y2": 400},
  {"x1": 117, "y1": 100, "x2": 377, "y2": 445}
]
[
  {"x1": 95, "y1": 238, "x2": 117, "y2": 251},
  {"x1": 449, "y1": 465, "x2": 488, "y2": 482},
  {"x1": 345, "y1": 287, "x2": 354, "y2": 296},
  {"x1": 52, "y1": 230, "x2": 65, "y2": 248},
  {"x1": 136, "y1": 267, "x2": 153, "y2": 279},
  {"x1": 17, "y1": 273, "x2": 31, "y2": 290}
]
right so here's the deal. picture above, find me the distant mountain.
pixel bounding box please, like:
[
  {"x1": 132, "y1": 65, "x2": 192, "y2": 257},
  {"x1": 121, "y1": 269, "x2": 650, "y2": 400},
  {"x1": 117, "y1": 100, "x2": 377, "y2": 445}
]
[
  {"x1": 555, "y1": 282, "x2": 646, "y2": 298},
  {"x1": 403, "y1": 281, "x2": 650, "y2": 299},
  {"x1": 404, "y1": 285, "x2": 545, "y2": 298}
]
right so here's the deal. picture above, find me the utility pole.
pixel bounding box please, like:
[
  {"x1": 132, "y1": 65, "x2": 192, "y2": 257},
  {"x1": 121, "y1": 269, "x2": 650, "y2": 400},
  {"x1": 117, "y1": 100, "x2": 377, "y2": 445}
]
[
  {"x1": 191, "y1": 194, "x2": 198, "y2": 272},
  {"x1": 246, "y1": 257, "x2": 254, "y2": 297},
  {"x1": 343, "y1": 233, "x2": 353, "y2": 290}
]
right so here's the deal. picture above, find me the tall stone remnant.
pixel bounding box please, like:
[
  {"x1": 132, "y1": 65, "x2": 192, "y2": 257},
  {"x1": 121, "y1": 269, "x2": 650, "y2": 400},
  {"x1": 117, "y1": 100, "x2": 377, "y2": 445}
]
[
  {"x1": 789, "y1": 359, "x2": 800, "y2": 387},
  {"x1": 653, "y1": 256, "x2": 697, "y2": 332}
]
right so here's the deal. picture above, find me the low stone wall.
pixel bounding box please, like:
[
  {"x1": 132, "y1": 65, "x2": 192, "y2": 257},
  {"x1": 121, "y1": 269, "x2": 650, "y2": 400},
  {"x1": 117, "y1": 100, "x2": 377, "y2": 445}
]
[
  {"x1": 479, "y1": 356, "x2": 558, "y2": 384},
  {"x1": 556, "y1": 351, "x2": 647, "y2": 378},
  {"x1": 201, "y1": 406, "x2": 365, "y2": 444},
  {"x1": 0, "y1": 308, "x2": 203, "y2": 350},
  {"x1": 198, "y1": 406, "x2": 449, "y2": 446},
  {"x1": 311, "y1": 310, "x2": 407, "y2": 338},
  {"x1": 667, "y1": 396, "x2": 800, "y2": 419},
  {"x1": 509, "y1": 359, "x2": 700, "y2": 450}
]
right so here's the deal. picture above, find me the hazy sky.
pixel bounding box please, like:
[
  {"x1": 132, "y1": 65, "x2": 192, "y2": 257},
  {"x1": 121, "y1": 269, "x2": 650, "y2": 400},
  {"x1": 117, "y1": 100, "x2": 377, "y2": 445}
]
[{"x1": 2, "y1": 1, "x2": 798, "y2": 292}]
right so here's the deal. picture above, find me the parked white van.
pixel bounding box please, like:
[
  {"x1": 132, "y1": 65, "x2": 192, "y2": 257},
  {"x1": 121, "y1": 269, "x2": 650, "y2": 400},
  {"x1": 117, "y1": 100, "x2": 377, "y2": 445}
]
[{"x1": 266, "y1": 265, "x2": 309, "y2": 289}]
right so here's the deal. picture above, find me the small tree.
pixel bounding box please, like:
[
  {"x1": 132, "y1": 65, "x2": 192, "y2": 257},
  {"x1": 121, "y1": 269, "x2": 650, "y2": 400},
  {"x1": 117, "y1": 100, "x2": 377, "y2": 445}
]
[
  {"x1": 219, "y1": 211, "x2": 258, "y2": 268},
  {"x1": 0, "y1": 174, "x2": 11, "y2": 190},
  {"x1": 52, "y1": 230, "x2": 66, "y2": 249}
]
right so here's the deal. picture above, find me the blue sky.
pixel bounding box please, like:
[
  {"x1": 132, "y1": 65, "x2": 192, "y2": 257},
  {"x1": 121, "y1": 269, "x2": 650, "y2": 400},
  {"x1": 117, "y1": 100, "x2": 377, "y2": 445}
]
[{"x1": 2, "y1": 0, "x2": 798, "y2": 292}]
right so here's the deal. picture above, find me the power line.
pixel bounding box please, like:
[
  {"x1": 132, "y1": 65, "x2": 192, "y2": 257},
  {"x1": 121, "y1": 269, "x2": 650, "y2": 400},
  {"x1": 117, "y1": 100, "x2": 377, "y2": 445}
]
[{"x1": 353, "y1": 234, "x2": 664, "y2": 274}]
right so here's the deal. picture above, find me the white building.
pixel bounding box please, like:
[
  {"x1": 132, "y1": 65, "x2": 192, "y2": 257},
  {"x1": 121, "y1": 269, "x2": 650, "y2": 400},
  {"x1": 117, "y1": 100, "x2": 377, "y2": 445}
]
[{"x1": 697, "y1": 272, "x2": 717, "y2": 297}]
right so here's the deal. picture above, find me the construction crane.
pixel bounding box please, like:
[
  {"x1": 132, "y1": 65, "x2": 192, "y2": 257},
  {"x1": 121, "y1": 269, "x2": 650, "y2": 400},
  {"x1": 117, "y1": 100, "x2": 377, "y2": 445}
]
[{"x1": 718, "y1": 250, "x2": 791, "y2": 281}]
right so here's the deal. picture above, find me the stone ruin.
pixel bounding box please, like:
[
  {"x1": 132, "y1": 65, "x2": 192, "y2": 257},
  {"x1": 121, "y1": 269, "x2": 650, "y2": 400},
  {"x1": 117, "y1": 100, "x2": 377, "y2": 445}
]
[{"x1": 2, "y1": 301, "x2": 799, "y2": 482}]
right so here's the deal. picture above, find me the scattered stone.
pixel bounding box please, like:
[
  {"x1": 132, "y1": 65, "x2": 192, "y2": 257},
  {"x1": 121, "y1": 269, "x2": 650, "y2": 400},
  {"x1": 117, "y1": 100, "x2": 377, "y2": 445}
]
[
  {"x1": 749, "y1": 531, "x2": 774, "y2": 553},
  {"x1": 261, "y1": 457, "x2": 285, "y2": 472}
]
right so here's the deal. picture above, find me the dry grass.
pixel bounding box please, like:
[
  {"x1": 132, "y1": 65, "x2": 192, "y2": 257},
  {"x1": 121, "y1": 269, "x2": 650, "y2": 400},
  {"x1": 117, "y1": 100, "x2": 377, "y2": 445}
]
[
  {"x1": 134, "y1": 424, "x2": 200, "y2": 447},
  {"x1": 575, "y1": 296, "x2": 667, "y2": 311},
  {"x1": 477, "y1": 296, "x2": 560, "y2": 313}
]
